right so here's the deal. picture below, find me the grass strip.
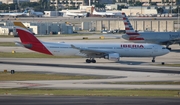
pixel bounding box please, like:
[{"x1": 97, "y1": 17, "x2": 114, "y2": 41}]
[
  {"x1": 0, "y1": 89, "x2": 180, "y2": 97},
  {"x1": 0, "y1": 35, "x2": 14, "y2": 38},
  {"x1": 0, "y1": 42, "x2": 16, "y2": 46},
  {"x1": 159, "y1": 64, "x2": 180, "y2": 67},
  {"x1": 105, "y1": 81, "x2": 180, "y2": 85},
  {"x1": 0, "y1": 72, "x2": 105, "y2": 81},
  {"x1": 0, "y1": 52, "x2": 79, "y2": 58}
]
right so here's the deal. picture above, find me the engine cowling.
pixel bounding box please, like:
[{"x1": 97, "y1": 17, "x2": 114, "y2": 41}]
[{"x1": 104, "y1": 53, "x2": 120, "y2": 62}]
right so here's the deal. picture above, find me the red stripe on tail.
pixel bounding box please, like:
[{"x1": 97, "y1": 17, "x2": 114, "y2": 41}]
[{"x1": 16, "y1": 29, "x2": 52, "y2": 55}]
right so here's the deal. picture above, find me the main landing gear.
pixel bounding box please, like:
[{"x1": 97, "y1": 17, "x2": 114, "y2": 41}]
[
  {"x1": 86, "y1": 58, "x2": 96, "y2": 63},
  {"x1": 152, "y1": 57, "x2": 155, "y2": 63}
]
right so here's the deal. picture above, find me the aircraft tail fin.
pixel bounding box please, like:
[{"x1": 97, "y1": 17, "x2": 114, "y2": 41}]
[
  {"x1": 23, "y1": 9, "x2": 28, "y2": 13},
  {"x1": 92, "y1": 8, "x2": 97, "y2": 14},
  {"x1": 14, "y1": 22, "x2": 39, "y2": 43},
  {"x1": 13, "y1": 22, "x2": 52, "y2": 55},
  {"x1": 121, "y1": 12, "x2": 139, "y2": 36}
]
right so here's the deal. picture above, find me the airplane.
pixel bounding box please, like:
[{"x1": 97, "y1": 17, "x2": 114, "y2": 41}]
[
  {"x1": 92, "y1": 8, "x2": 115, "y2": 17},
  {"x1": 121, "y1": 12, "x2": 180, "y2": 50},
  {"x1": 13, "y1": 22, "x2": 169, "y2": 63},
  {"x1": 65, "y1": 10, "x2": 87, "y2": 18},
  {"x1": 0, "y1": 10, "x2": 28, "y2": 17},
  {"x1": 27, "y1": 9, "x2": 44, "y2": 17}
]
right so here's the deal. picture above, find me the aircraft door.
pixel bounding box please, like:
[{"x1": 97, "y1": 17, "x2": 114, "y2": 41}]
[{"x1": 152, "y1": 45, "x2": 158, "y2": 55}]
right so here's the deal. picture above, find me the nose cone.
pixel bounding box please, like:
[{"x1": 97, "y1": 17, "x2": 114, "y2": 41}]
[
  {"x1": 165, "y1": 49, "x2": 170, "y2": 54},
  {"x1": 163, "y1": 49, "x2": 170, "y2": 55},
  {"x1": 122, "y1": 34, "x2": 129, "y2": 40}
]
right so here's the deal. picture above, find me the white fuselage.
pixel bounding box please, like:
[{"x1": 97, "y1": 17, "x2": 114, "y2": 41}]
[
  {"x1": 93, "y1": 12, "x2": 114, "y2": 16},
  {"x1": 42, "y1": 42, "x2": 169, "y2": 57},
  {"x1": 66, "y1": 12, "x2": 86, "y2": 17},
  {"x1": 0, "y1": 12, "x2": 26, "y2": 17},
  {"x1": 122, "y1": 32, "x2": 180, "y2": 44},
  {"x1": 92, "y1": 9, "x2": 115, "y2": 16}
]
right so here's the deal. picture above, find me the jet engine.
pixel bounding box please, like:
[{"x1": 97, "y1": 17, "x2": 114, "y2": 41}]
[{"x1": 104, "y1": 53, "x2": 120, "y2": 62}]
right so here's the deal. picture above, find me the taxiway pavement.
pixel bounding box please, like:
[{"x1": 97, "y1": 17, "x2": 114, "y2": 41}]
[
  {"x1": 1, "y1": 96, "x2": 180, "y2": 105},
  {"x1": 0, "y1": 58, "x2": 180, "y2": 89}
]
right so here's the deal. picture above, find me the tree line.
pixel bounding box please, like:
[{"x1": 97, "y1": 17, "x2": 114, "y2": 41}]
[{"x1": 0, "y1": 0, "x2": 66, "y2": 12}]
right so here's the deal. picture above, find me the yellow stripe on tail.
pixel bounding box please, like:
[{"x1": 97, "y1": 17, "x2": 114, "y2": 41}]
[{"x1": 13, "y1": 22, "x2": 27, "y2": 29}]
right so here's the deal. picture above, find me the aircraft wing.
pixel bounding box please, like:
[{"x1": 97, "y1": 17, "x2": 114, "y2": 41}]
[
  {"x1": 160, "y1": 39, "x2": 180, "y2": 45},
  {"x1": 71, "y1": 44, "x2": 112, "y2": 58}
]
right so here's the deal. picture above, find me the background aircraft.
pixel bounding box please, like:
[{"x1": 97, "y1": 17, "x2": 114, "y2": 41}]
[
  {"x1": 66, "y1": 10, "x2": 87, "y2": 18},
  {"x1": 27, "y1": 9, "x2": 44, "y2": 17},
  {"x1": 121, "y1": 12, "x2": 180, "y2": 50},
  {"x1": 14, "y1": 22, "x2": 169, "y2": 63},
  {"x1": 92, "y1": 8, "x2": 115, "y2": 17},
  {"x1": 0, "y1": 10, "x2": 28, "y2": 17}
]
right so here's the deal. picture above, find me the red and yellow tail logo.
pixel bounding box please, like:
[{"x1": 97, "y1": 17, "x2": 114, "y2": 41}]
[{"x1": 14, "y1": 22, "x2": 52, "y2": 55}]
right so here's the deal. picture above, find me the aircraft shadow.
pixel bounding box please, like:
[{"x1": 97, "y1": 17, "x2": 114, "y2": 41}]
[
  {"x1": 117, "y1": 61, "x2": 147, "y2": 65},
  {"x1": 82, "y1": 61, "x2": 147, "y2": 65}
]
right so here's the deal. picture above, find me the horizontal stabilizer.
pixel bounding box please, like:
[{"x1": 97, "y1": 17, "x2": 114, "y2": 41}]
[
  {"x1": 15, "y1": 41, "x2": 24, "y2": 47},
  {"x1": 14, "y1": 41, "x2": 32, "y2": 48}
]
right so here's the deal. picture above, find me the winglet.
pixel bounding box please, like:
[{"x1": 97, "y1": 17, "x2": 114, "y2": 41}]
[{"x1": 14, "y1": 22, "x2": 27, "y2": 29}]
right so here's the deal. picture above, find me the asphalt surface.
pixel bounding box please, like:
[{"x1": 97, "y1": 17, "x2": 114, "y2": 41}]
[
  {"x1": 0, "y1": 96, "x2": 180, "y2": 105},
  {"x1": 0, "y1": 58, "x2": 180, "y2": 89}
]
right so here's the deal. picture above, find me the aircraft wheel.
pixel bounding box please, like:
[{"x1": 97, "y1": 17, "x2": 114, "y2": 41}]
[
  {"x1": 92, "y1": 59, "x2": 96, "y2": 63},
  {"x1": 152, "y1": 60, "x2": 155, "y2": 63},
  {"x1": 161, "y1": 62, "x2": 165, "y2": 65},
  {"x1": 86, "y1": 59, "x2": 91, "y2": 63}
]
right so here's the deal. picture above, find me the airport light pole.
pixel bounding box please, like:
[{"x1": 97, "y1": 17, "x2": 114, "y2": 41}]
[
  {"x1": 8, "y1": 7, "x2": 10, "y2": 13},
  {"x1": 141, "y1": 0, "x2": 142, "y2": 14},
  {"x1": 178, "y1": 7, "x2": 179, "y2": 31},
  {"x1": 171, "y1": 0, "x2": 173, "y2": 14},
  {"x1": 15, "y1": 5, "x2": 17, "y2": 13},
  {"x1": 56, "y1": 0, "x2": 58, "y2": 17},
  {"x1": 17, "y1": 0, "x2": 19, "y2": 12}
]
